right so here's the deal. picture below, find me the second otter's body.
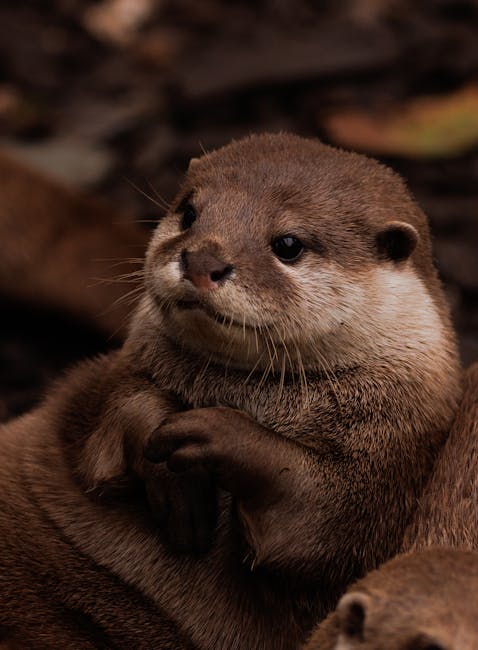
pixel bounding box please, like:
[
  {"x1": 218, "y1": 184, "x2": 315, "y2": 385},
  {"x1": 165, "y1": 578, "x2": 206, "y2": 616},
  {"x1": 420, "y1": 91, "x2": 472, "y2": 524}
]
[
  {"x1": 0, "y1": 134, "x2": 462, "y2": 649},
  {"x1": 304, "y1": 547, "x2": 478, "y2": 650}
]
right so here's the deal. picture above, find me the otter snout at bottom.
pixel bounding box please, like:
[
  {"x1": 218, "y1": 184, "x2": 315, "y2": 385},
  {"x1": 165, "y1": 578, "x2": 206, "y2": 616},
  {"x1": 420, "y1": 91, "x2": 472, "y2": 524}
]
[{"x1": 305, "y1": 548, "x2": 478, "y2": 650}]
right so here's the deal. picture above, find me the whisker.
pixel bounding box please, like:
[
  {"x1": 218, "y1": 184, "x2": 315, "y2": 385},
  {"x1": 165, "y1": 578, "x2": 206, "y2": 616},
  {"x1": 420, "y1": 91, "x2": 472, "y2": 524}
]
[
  {"x1": 265, "y1": 323, "x2": 287, "y2": 405},
  {"x1": 259, "y1": 323, "x2": 273, "y2": 373},
  {"x1": 91, "y1": 258, "x2": 144, "y2": 273},
  {"x1": 87, "y1": 270, "x2": 145, "y2": 288},
  {"x1": 124, "y1": 177, "x2": 168, "y2": 212},
  {"x1": 293, "y1": 341, "x2": 310, "y2": 410},
  {"x1": 279, "y1": 348, "x2": 286, "y2": 401},
  {"x1": 256, "y1": 324, "x2": 274, "y2": 391},
  {"x1": 107, "y1": 312, "x2": 134, "y2": 342},
  {"x1": 96, "y1": 285, "x2": 145, "y2": 318},
  {"x1": 147, "y1": 180, "x2": 171, "y2": 211},
  {"x1": 195, "y1": 352, "x2": 215, "y2": 390},
  {"x1": 112, "y1": 219, "x2": 160, "y2": 225},
  {"x1": 310, "y1": 341, "x2": 343, "y2": 415},
  {"x1": 269, "y1": 322, "x2": 293, "y2": 401},
  {"x1": 282, "y1": 327, "x2": 300, "y2": 394},
  {"x1": 243, "y1": 343, "x2": 267, "y2": 386}
]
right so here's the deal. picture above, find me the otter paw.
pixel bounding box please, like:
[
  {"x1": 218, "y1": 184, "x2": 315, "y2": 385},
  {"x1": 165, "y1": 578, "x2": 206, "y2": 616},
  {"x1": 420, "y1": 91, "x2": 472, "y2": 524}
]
[
  {"x1": 145, "y1": 466, "x2": 217, "y2": 555},
  {"x1": 143, "y1": 407, "x2": 250, "y2": 473},
  {"x1": 143, "y1": 407, "x2": 280, "y2": 500}
]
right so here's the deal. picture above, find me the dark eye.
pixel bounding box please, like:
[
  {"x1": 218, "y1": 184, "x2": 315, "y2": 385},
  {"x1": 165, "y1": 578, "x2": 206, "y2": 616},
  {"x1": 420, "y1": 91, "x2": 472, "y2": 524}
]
[
  {"x1": 181, "y1": 204, "x2": 196, "y2": 230},
  {"x1": 272, "y1": 235, "x2": 304, "y2": 262}
]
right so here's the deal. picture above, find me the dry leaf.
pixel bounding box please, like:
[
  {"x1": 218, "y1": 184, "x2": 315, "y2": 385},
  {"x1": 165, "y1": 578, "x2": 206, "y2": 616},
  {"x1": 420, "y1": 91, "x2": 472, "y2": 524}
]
[
  {"x1": 84, "y1": 0, "x2": 159, "y2": 46},
  {"x1": 324, "y1": 85, "x2": 478, "y2": 158}
]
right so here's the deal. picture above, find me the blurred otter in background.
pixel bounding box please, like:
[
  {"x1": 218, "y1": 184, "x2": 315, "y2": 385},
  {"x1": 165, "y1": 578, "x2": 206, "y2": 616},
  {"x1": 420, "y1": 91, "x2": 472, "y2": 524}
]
[
  {"x1": 0, "y1": 151, "x2": 148, "y2": 338},
  {"x1": 0, "y1": 151, "x2": 149, "y2": 420}
]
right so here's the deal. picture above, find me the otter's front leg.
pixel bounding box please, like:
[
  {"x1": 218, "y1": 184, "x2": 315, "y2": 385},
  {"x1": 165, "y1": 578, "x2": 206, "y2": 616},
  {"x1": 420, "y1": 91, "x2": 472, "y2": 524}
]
[
  {"x1": 71, "y1": 360, "x2": 218, "y2": 554},
  {"x1": 122, "y1": 397, "x2": 219, "y2": 554},
  {"x1": 143, "y1": 466, "x2": 217, "y2": 554},
  {"x1": 144, "y1": 406, "x2": 324, "y2": 574}
]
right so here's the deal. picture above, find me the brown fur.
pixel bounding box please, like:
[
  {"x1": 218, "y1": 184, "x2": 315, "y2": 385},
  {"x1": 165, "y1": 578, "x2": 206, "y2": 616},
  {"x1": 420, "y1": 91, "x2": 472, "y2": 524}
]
[
  {"x1": 0, "y1": 134, "x2": 462, "y2": 648},
  {"x1": 305, "y1": 362, "x2": 478, "y2": 650},
  {"x1": 0, "y1": 150, "x2": 148, "y2": 338},
  {"x1": 304, "y1": 548, "x2": 478, "y2": 650},
  {"x1": 403, "y1": 362, "x2": 478, "y2": 551}
]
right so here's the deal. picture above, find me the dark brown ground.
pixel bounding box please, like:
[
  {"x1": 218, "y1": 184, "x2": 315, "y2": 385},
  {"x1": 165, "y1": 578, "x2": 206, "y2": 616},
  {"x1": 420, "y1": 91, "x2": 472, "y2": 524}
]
[{"x1": 1, "y1": 0, "x2": 477, "y2": 420}]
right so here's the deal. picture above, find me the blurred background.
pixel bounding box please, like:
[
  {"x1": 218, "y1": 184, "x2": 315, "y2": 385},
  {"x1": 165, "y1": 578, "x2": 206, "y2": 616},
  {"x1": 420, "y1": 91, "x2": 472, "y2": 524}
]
[{"x1": 0, "y1": 0, "x2": 477, "y2": 420}]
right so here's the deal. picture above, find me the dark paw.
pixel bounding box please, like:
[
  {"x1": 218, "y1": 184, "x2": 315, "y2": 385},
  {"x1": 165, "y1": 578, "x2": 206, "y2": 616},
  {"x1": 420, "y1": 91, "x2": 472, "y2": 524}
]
[{"x1": 145, "y1": 465, "x2": 217, "y2": 555}]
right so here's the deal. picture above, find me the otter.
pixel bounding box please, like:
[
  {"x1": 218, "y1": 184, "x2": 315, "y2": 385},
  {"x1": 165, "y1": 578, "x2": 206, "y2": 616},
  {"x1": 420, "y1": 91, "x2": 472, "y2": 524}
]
[
  {"x1": 0, "y1": 150, "x2": 148, "y2": 339},
  {"x1": 303, "y1": 548, "x2": 478, "y2": 650},
  {"x1": 0, "y1": 133, "x2": 462, "y2": 649},
  {"x1": 403, "y1": 362, "x2": 478, "y2": 551},
  {"x1": 304, "y1": 362, "x2": 478, "y2": 650}
]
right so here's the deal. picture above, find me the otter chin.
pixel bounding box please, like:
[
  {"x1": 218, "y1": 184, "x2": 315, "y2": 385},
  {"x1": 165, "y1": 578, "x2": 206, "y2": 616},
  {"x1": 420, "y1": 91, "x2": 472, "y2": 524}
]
[{"x1": 160, "y1": 295, "x2": 268, "y2": 371}]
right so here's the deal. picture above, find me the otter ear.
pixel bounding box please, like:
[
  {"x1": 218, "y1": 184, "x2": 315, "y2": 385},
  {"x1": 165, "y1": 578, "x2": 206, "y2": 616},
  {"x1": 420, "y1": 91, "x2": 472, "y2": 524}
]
[
  {"x1": 376, "y1": 221, "x2": 418, "y2": 262},
  {"x1": 336, "y1": 592, "x2": 370, "y2": 642},
  {"x1": 188, "y1": 157, "x2": 200, "y2": 171},
  {"x1": 407, "y1": 632, "x2": 447, "y2": 650}
]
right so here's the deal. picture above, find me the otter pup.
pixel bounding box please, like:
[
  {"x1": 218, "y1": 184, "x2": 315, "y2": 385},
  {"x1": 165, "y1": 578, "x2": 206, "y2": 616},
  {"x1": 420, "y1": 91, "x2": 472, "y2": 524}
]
[
  {"x1": 0, "y1": 134, "x2": 461, "y2": 649},
  {"x1": 304, "y1": 548, "x2": 478, "y2": 650}
]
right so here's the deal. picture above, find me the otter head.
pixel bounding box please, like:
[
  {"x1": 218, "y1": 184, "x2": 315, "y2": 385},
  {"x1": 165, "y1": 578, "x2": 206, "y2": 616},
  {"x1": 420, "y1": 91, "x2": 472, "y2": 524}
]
[
  {"x1": 334, "y1": 591, "x2": 452, "y2": 650},
  {"x1": 313, "y1": 550, "x2": 478, "y2": 650},
  {"x1": 143, "y1": 133, "x2": 444, "y2": 373}
]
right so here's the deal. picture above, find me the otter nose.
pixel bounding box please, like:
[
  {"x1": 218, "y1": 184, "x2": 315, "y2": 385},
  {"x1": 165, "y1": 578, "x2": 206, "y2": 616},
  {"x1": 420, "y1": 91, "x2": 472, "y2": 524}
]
[{"x1": 181, "y1": 249, "x2": 233, "y2": 290}]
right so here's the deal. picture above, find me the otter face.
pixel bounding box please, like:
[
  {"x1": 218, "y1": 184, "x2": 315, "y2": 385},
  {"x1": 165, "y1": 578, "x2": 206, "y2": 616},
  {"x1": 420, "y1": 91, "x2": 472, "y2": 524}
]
[
  {"x1": 321, "y1": 550, "x2": 478, "y2": 650},
  {"x1": 143, "y1": 134, "x2": 439, "y2": 372},
  {"x1": 334, "y1": 591, "x2": 453, "y2": 650}
]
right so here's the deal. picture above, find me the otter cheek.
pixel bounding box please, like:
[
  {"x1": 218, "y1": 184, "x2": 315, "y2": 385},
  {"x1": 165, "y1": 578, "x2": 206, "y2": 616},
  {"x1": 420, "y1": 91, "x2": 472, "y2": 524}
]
[
  {"x1": 159, "y1": 260, "x2": 181, "y2": 286},
  {"x1": 148, "y1": 260, "x2": 182, "y2": 303}
]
